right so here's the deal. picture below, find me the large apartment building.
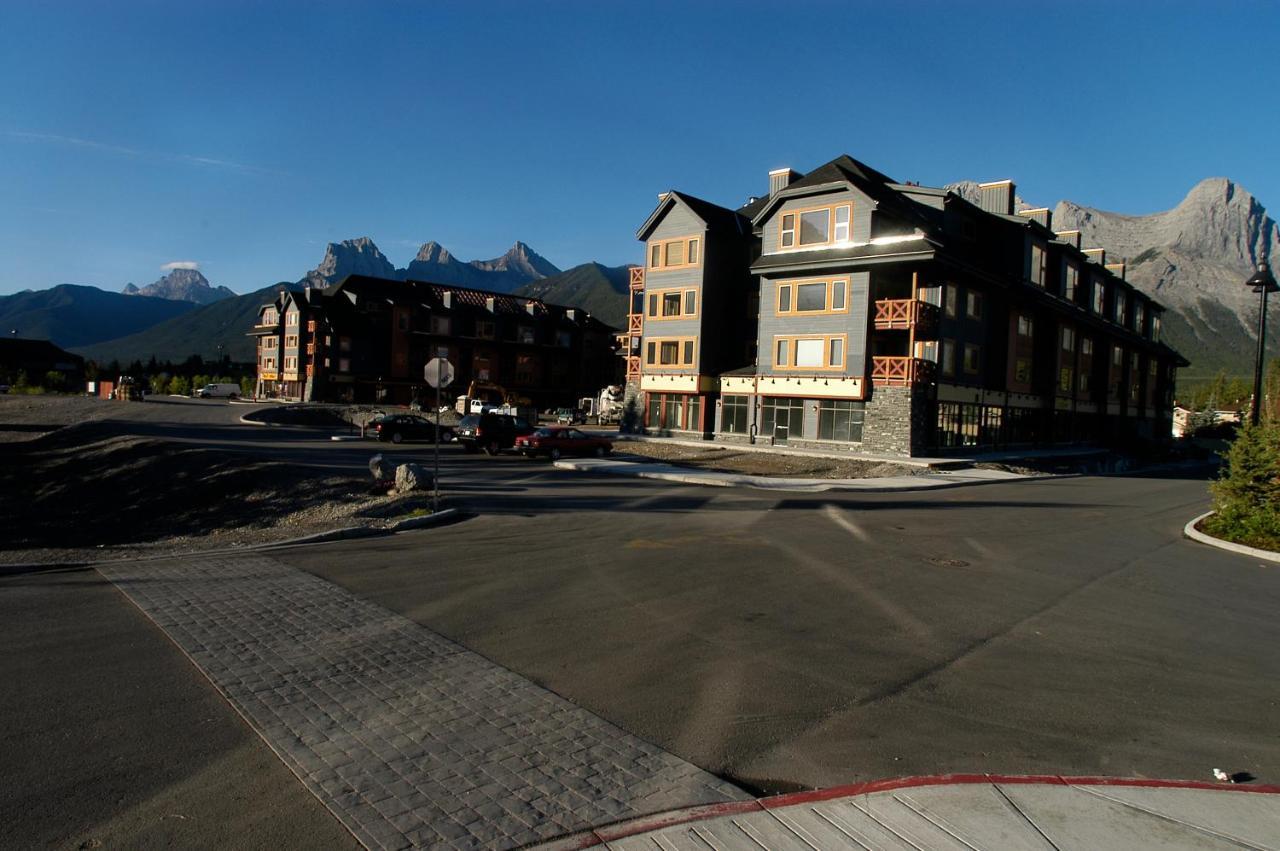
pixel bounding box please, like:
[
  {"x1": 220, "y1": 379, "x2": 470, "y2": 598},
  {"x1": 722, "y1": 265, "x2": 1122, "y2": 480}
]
[
  {"x1": 250, "y1": 275, "x2": 618, "y2": 407},
  {"x1": 630, "y1": 154, "x2": 1188, "y2": 456}
]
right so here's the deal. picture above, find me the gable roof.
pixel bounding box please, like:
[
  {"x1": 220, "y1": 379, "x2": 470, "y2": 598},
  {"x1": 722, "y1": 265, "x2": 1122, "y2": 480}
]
[
  {"x1": 636, "y1": 190, "x2": 752, "y2": 240},
  {"x1": 750, "y1": 154, "x2": 940, "y2": 234}
]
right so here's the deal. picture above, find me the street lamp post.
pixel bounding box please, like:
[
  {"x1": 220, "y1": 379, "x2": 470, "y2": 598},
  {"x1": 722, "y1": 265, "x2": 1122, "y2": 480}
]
[{"x1": 1245, "y1": 262, "x2": 1278, "y2": 426}]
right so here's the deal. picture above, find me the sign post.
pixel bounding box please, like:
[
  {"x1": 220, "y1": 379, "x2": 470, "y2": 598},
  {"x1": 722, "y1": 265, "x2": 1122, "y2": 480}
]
[{"x1": 423, "y1": 358, "x2": 455, "y2": 514}]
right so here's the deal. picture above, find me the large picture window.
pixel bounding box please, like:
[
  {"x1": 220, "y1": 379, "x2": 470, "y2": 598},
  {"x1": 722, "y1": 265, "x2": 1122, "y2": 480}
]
[
  {"x1": 644, "y1": 336, "x2": 697, "y2": 367},
  {"x1": 647, "y1": 288, "x2": 699, "y2": 321},
  {"x1": 773, "y1": 335, "x2": 847, "y2": 371},
  {"x1": 817, "y1": 400, "x2": 865, "y2": 443}
]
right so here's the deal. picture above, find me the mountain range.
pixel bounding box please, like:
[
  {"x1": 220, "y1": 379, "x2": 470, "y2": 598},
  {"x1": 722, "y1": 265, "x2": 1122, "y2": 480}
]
[{"x1": 9, "y1": 175, "x2": 1280, "y2": 379}]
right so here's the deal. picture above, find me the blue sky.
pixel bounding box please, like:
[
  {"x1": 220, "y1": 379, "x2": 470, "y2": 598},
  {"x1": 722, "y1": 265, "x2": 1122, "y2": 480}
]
[{"x1": 2, "y1": 0, "x2": 1277, "y2": 296}]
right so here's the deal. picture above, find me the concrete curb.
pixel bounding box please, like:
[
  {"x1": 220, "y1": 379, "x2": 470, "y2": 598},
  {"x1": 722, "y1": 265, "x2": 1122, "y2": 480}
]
[
  {"x1": 383, "y1": 507, "x2": 461, "y2": 533},
  {"x1": 1184, "y1": 510, "x2": 1280, "y2": 564},
  {"x1": 552, "y1": 458, "x2": 1044, "y2": 494}
]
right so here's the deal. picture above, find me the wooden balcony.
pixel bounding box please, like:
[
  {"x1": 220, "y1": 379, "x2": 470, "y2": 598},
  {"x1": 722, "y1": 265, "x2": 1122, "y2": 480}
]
[
  {"x1": 628, "y1": 313, "x2": 643, "y2": 333},
  {"x1": 306, "y1": 342, "x2": 315, "y2": 355},
  {"x1": 630, "y1": 266, "x2": 645, "y2": 290},
  {"x1": 871, "y1": 356, "x2": 936, "y2": 387},
  {"x1": 306, "y1": 319, "x2": 316, "y2": 332},
  {"x1": 873, "y1": 298, "x2": 937, "y2": 331},
  {"x1": 626, "y1": 355, "x2": 642, "y2": 379}
]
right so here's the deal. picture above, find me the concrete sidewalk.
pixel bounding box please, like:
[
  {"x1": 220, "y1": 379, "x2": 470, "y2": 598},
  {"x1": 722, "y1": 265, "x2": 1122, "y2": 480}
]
[
  {"x1": 549, "y1": 775, "x2": 1280, "y2": 850},
  {"x1": 554, "y1": 457, "x2": 1034, "y2": 493}
]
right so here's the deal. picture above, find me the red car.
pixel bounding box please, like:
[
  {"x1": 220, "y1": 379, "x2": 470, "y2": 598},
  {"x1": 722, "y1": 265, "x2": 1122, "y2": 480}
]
[{"x1": 515, "y1": 427, "x2": 613, "y2": 460}]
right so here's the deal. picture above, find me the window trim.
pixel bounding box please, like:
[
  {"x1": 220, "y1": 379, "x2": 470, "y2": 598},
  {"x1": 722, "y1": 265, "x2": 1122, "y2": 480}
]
[
  {"x1": 646, "y1": 287, "x2": 699, "y2": 321},
  {"x1": 771, "y1": 333, "x2": 849, "y2": 372},
  {"x1": 643, "y1": 335, "x2": 698, "y2": 368},
  {"x1": 646, "y1": 235, "x2": 702, "y2": 271},
  {"x1": 963, "y1": 343, "x2": 981, "y2": 375},
  {"x1": 775, "y1": 202, "x2": 853, "y2": 252},
  {"x1": 1029, "y1": 241, "x2": 1047, "y2": 287},
  {"x1": 774, "y1": 277, "x2": 851, "y2": 316},
  {"x1": 966, "y1": 290, "x2": 984, "y2": 321}
]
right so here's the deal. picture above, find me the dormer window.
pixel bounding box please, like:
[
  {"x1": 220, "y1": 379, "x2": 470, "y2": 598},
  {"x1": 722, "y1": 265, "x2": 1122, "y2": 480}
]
[
  {"x1": 779, "y1": 203, "x2": 851, "y2": 250},
  {"x1": 1030, "y1": 243, "x2": 1047, "y2": 287}
]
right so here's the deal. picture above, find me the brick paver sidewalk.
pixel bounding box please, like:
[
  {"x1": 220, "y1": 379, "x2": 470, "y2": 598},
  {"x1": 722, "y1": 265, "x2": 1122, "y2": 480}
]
[{"x1": 99, "y1": 554, "x2": 746, "y2": 850}]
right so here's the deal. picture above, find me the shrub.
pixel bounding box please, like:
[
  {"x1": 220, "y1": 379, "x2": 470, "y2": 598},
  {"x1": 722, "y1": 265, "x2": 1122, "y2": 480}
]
[
  {"x1": 240, "y1": 376, "x2": 255, "y2": 398},
  {"x1": 168, "y1": 375, "x2": 191, "y2": 396},
  {"x1": 1205, "y1": 422, "x2": 1280, "y2": 551}
]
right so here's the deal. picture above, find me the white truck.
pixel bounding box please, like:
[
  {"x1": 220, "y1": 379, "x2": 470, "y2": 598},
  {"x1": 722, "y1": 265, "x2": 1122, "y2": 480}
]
[
  {"x1": 580, "y1": 385, "x2": 624, "y2": 425},
  {"x1": 196, "y1": 382, "x2": 240, "y2": 399}
]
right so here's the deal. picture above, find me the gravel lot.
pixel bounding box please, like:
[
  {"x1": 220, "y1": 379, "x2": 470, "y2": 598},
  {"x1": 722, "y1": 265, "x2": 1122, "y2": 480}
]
[
  {"x1": 616, "y1": 439, "x2": 923, "y2": 479},
  {"x1": 0, "y1": 404, "x2": 446, "y2": 565}
]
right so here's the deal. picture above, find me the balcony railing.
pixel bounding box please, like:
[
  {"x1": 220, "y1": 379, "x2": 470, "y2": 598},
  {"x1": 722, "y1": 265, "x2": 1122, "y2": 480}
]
[
  {"x1": 307, "y1": 319, "x2": 316, "y2": 332},
  {"x1": 306, "y1": 342, "x2": 315, "y2": 355},
  {"x1": 630, "y1": 266, "x2": 645, "y2": 290},
  {"x1": 873, "y1": 298, "x2": 938, "y2": 330},
  {"x1": 628, "y1": 313, "x2": 643, "y2": 333},
  {"x1": 871, "y1": 356, "x2": 936, "y2": 387}
]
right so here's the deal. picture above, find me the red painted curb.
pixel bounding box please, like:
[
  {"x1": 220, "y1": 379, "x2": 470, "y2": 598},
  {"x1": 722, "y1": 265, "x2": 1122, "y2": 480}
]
[{"x1": 563, "y1": 773, "x2": 1280, "y2": 846}]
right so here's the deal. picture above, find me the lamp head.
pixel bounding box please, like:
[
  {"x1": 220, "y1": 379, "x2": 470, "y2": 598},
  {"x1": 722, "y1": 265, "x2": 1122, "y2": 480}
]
[{"x1": 1246, "y1": 262, "x2": 1279, "y2": 293}]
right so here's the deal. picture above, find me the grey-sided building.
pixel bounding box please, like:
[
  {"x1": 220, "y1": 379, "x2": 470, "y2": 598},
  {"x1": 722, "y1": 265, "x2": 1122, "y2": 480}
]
[{"x1": 630, "y1": 155, "x2": 1188, "y2": 456}]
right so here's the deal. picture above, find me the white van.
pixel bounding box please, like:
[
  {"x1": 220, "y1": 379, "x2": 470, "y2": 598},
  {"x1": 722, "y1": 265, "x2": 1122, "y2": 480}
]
[{"x1": 196, "y1": 382, "x2": 240, "y2": 399}]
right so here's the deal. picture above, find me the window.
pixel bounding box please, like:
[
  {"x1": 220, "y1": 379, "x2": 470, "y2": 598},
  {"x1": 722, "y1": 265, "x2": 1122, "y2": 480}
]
[
  {"x1": 261, "y1": 357, "x2": 276, "y2": 370},
  {"x1": 721, "y1": 395, "x2": 750, "y2": 434},
  {"x1": 1061, "y1": 326, "x2": 1075, "y2": 352},
  {"x1": 260, "y1": 337, "x2": 277, "y2": 349},
  {"x1": 1014, "y1": 358, "x2": 1031, "y2": 384},
  {"x1": 647, "y1": 236, "x2": 701, "y2": 270},
  {"x1": 515, "y1": 354, "x2": 537, "y2": 384},
  {"x1": 430, "y1": 316, "x2": 451, "y2": 335},
  {"x1": 339, "y1": 336, "x2": 352, "y2": 353},
  {"x1": 1152, "y1": 315, "x2": 1162, "y2": 341},
  {"x1": 941, "y1": 339, "x2": 956, "y2": 377},
  {"x1": 1081, "y1": 337, "x2": 1093, "y2": 356},
  {"x1": 1030, "y1": 243, "x2": 1046, "y2": 287},
  {"x1": 778, "y1": 203, "x2": 851, "y2": 250},
  {"x1": 261, "y1": 309, "x2": 278, "y2": 325},
  {"x1": 1017, "y1": 314, "x2": 1033, "y2": 338},
  {"x1": 1079, "y1": 371, "x2": 1091, "y2": 394},
  {"x1": 665, "y1": 240, "x2": 685, "y2": 267},
  {"x1": 1064, "y1": 261, "x2": 1079, "y2": 301},
  {"x1": 1129, "y1": 353, "x2": 1141, "y2": 401},
  {"x1": 1115, "y1": 292, "x2": 1127, "y2": 326},
  {"x1": 284, "y1": 356, "x2": 298, "y2": 370},
  {"x1": 397, "y1": 312, "x2": 410, "y2": 331},
  {"x1": 944, "y1": 285, "x2": 958, "y2": 319},
  {"x1": 795, "y1": 339, "x2": 824, "y2": 367},
  {"x1": 834, "y1": 205, "x2": 850, "y2": 242},
  {"x1": 963, "y1": 343, "x2": 980, "y2": 374},
  {"x1": 774, "y1": 335, "x2": 847, "y2": 370},
  {"x1": 286, "y1": 312, "x2": 299, "y2": 327},
  {"x1": 476, "y1": 320, "x2": 496, "y2": 339},
  {"x1": 796, "y1": 283, "x2": 826, "y2": 312},
  {"x1": 686, "y1": 396, "x2": 702, "y2": 431},
  {"x1": 649, "y1": 288, "x2": 698, "y2": 321},
  {"x1": 1092, "y1": 279, "x2": 1106, "y2": 314},
  {"x1": 338, "y1": 357, "x2": 350, "y2": 372},
  {"x1": 556, "y1": 330, "x2": 572, "y2": 348},
  {"x1": 646, "y1": 337, "x2": 696, "y2": 367},
  {"x1": 775, "y1": 278, "x2": 849, "y2": 315},
  {"x1": 818, "y1": 400, "x2": 865, "y2": 442},
  {"x1": 967, "y1": 291, "x2": 983, "y2": 320},
  {"x1": 1059, "y1": 366, "x2": 1074, "y2": 394},
  {"x1": 518, "y1": 325, "x2": 535, "y2": 344},
  {"x1": 284, "y1": 335, "x2": 299, "y2": 348},
  {"x1": 1134, "y1": 302, "x2": 1146, "y2": 335}
]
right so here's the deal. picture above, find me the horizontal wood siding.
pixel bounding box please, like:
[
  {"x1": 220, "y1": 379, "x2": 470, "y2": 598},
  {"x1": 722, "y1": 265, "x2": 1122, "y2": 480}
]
[{"x1": 757, "y1": 271, "x2": 869, "y2": 378}]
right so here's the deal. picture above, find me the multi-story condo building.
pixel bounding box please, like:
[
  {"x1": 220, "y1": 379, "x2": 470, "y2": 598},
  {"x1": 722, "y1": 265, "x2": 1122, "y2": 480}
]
[
  {"x1": 630, "y1": 154, "x2": 1188, "y2": 456},
  {"x1": 250, "y1": 275, "x2": 618, "y2": 406}
]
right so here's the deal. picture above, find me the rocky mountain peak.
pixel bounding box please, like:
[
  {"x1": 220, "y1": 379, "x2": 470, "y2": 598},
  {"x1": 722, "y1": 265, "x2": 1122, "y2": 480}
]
[
  {"x1": 473, "y1": 241, "x2": 560, "y2": 280},
  {"x1": 121, "y1": 267, "x2": 234, "y2": 305},
  {"x1": 303, "y1": 237, "x2": 398, "y2": 287},
  {"x1": 413, "y1": 241, "x2": 454, "y2": 265}
]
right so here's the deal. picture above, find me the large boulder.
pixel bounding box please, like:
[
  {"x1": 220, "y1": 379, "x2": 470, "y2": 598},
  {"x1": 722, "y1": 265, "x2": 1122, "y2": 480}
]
[{"x1": 394, "y1": 462, "x2": 434, "y2": 494}]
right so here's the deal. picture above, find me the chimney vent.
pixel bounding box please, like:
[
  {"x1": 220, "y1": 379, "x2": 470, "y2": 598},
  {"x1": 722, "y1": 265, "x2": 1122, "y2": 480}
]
[
  {"x1": 1106, "y1": 261, "x2": 1127, "y2": 281},
  {"x1": 1083, "y1": 248, "x2": 1106, "y2": 266},
  {"x1": 1055, "y1": 229, "x2": 1082, "y2": 248},
  {"x1": 978, "y1": 180, "x2": 1016, "y2": 215},
  {"x1": 441, "y1": 291, "x2": 453, "y2": 309},
  {"x1": 1018, "y1": 207, "x2": 1052, "y2": 229},
  {"x1": 769, "y1": 168, "x2": 800, "y2": 197},
  {"x1": 485, "y1": 296, "x2": 495, "y2": 312}
]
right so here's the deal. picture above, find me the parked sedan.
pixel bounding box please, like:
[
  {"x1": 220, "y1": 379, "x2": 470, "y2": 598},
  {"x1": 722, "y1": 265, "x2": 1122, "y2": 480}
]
[
  {"x1": 514, "y1": 427, "x2": 613, "y2": 460},
  {"x1": 371, "y1": 414, "x2": 453, "y2": 444}
]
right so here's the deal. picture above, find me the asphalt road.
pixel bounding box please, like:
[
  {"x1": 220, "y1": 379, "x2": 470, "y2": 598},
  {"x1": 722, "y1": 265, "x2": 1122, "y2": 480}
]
[{"x1": 5, "y1": 397, "x2": 1277, "y2": 840}]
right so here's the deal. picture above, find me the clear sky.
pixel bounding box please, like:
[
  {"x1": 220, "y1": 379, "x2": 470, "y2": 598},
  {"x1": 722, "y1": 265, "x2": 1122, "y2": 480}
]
[{"x1": 2, "y1": 0, "x2": 1277, "y2": 296}]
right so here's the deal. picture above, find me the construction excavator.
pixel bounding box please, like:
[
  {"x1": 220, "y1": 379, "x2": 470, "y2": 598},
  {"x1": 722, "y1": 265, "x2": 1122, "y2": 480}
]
[{"x1": 454, "y1": 380, "x2": 532, "y2": 416}]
